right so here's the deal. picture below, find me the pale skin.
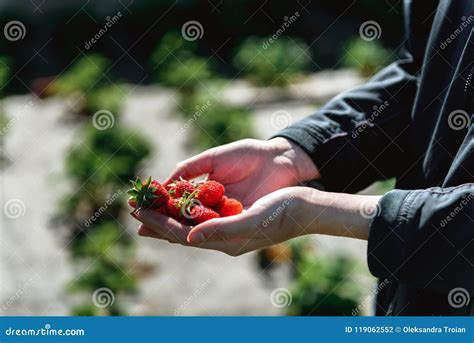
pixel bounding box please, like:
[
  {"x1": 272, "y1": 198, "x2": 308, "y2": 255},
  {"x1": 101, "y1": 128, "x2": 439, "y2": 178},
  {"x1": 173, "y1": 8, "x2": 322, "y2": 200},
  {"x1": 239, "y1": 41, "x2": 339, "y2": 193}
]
[{"x1": 131, "y1": 137, "x2": 382, "y2": 256}]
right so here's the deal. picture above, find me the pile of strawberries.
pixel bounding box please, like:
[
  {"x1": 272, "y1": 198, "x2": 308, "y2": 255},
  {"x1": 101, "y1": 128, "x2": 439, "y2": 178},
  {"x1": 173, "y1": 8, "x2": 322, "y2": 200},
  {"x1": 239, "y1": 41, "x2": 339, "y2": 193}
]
[{"x1": 127, "y1": 177, "x2": 243, "y2": 224}]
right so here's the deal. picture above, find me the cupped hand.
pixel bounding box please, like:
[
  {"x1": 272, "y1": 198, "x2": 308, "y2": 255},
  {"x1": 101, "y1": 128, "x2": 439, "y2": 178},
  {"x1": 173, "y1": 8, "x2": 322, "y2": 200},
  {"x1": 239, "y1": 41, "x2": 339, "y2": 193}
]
[
  {"x1": 164, "y1": 138, "x2": 319, "y2": 206},
  {"x1": 134, "y1": 187, "x2": 314, "y2": 256}
]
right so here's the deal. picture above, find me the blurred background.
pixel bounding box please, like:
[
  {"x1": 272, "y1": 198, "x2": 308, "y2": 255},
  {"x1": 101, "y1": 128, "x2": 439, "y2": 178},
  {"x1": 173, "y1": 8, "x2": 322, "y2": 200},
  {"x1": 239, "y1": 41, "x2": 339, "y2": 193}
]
[{"x1": 1, "y1": 0, "x2": 402, "y2": 316}]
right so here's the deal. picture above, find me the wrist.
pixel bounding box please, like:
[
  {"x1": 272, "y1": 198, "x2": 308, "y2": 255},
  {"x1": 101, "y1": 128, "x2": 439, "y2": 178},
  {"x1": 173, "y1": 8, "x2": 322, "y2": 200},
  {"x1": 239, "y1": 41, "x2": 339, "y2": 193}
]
[
  {"x1": 269, "y1": 137, "x2": 320, "y2": 182},
  {"x1": 301, "y1": 189, "x2": 382, "y2": 240}
]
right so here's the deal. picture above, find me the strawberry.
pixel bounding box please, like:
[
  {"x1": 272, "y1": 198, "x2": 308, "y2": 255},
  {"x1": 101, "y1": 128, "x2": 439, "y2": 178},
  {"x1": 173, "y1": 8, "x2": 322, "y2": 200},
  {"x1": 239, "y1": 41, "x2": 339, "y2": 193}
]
[
  {"x1": 167, "y1": 179, "x2": 195, "y2": 198},
  {"x1": 127, "y1": 198, "x2": 137, "y2": 208},
  {"x1": 216, "y1": 196, "x2": 243, "y2": 217},
  {"x1": 196, "y1": 180, "x2": 225, "y2": 207},
  {"x1": 127, "y1": 176, "x2": 169, "y2": 209},
  {"x1": 190, "y1": 205, "x2": 220, "y2": 224},
  {"x1": 166, "y1": 198, "x2": 183, "y2": 220}
]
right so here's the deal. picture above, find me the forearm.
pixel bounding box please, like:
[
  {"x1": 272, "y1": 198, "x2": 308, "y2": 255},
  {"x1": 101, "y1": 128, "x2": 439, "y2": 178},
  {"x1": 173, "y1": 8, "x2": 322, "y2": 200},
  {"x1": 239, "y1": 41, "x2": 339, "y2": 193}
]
[{"x1": 295, "y1": 188, "x2": 381, "y2": 240}]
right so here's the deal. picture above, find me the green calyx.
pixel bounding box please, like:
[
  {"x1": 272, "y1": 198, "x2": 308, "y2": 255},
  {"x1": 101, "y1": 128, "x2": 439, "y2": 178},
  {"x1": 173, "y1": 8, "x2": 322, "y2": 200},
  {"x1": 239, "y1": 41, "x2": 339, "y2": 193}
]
[{"x1": 127, "y1": 176, "x2": 158, "y2": 208}]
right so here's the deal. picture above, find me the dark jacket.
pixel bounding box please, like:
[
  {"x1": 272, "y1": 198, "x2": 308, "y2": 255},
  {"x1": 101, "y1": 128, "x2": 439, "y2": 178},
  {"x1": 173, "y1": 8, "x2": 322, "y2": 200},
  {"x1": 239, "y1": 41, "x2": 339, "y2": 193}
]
[{"x1": 274, "y1": 0, "x2": 473, "y2": 315}]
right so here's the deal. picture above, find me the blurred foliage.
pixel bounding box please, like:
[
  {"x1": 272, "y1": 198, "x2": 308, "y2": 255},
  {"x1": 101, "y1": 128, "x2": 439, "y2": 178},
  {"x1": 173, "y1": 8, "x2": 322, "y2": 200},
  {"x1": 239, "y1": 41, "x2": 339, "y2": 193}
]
[
  {"x1": 0, "y1": 56, "x2": 11, "y2": 97},
  {"x1": 150, "y1": 31, "x2": 213, "y2": 93},
  {"x1": 51, "y1": 54, "x2": 110, "y2": 95},
  {"x1": 160, "y1": 57, "x2": 214, "y2": 93},
  {"x1": 47, "y1": 54, "x2": 124, "y2": 115},
  {"x1": 149, "y1": 31, "x2": 196, "y2": 73},
  {"x1": 343, "y1": 38, "x2": 391, "y2": 77},
  {"x1": 66, "y1": 125, "x2": 150, "y2": 187},
  {"x1": 62, "y1": 119, "x2": 151, "y2": 315},
  {"x1": 233, "y1": 37, "x2": 310, "y2": 87},
  {"x1": 178, "y1": 80, "x2": 255, "y2": 149},
  {"x1": 84, "y1": 84, "x2": 124, "y2": 116},
  {"x1": 287, "y1": 238, "x2": 362, "y2": 316}
]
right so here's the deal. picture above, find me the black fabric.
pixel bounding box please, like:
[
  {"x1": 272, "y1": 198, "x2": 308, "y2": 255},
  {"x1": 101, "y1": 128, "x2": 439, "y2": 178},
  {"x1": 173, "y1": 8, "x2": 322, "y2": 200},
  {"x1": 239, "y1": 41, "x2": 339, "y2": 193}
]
[{"x1": 273, "y1": 0, "x2": 473, "y2": 315}]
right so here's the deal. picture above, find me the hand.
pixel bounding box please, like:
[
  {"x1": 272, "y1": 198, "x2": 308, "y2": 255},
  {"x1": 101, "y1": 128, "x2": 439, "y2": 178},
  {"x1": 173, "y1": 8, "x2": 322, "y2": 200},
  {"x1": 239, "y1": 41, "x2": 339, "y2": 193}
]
[
  {"x1": 132, "y1": 187, "x2": 382, "y2": 257},
  {"x1": 165, "y1": 138, "x2": 319, "y2": 206},
  {"x1": 133, "y1": 187, "x2": 312, "y2": 256}
]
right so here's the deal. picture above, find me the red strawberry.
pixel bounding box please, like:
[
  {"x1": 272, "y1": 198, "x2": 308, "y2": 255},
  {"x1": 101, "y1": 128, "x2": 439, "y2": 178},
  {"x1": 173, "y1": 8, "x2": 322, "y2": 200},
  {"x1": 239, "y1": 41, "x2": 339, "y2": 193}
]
[
  {"x1": 196, "y1": 181, "x2": 225, "y2": 207},
  {"x1": 190, "y1": 205, "x2": 220, "y2": 224},
  {"x1": 127, "y1": 177, "x2": 169, "y2": 209},
  {"x1": 216, "y1": 196, "x2": 243, "y2": 217},
  {"x1": 166, "y1": 198, "x2": 183, "y2": 220},
  {"x1": 168, "y1": 179, "x2": 195, "y2": 198},
  {"x1": 127, "y1": 198, "x2": 137, "y2": 208}
]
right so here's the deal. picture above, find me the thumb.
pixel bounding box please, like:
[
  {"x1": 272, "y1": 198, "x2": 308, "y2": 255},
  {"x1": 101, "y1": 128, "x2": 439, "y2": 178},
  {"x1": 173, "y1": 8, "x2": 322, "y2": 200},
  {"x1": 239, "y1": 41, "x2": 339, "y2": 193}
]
[
  {"x1": 187, "y1": 211, "x2": 258, "y2": 244},
  {"x1": 164, "y1": 151, "x2": 214, "y2": 185}
]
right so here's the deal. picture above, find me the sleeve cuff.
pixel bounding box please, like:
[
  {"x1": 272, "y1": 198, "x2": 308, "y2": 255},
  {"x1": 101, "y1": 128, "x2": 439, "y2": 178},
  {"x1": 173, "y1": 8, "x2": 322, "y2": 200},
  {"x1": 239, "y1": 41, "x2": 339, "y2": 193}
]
[{"x1": 367, "y1": 189, "x2": 414, "y2": 278}]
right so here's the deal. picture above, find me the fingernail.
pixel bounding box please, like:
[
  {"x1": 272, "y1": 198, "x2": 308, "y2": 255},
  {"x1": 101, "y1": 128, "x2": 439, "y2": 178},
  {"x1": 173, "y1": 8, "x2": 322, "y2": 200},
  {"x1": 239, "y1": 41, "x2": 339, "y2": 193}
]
[{"x1": 189, "y1": 232, "x2": 206, "y2": 244}]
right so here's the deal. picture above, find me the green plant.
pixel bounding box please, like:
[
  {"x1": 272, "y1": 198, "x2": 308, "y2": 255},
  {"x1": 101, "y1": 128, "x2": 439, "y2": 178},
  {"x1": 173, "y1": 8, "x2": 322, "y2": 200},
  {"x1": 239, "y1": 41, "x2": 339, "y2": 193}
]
[
  {"x1": 233, "y1": 36, "x2": 310, "y2": 87},
  {"x1": 66, "y1": 125, "x2": 150, "y2": 186},
  {"x1": 159, "y1": 57, "x2": 213, "y2": 93},
  {"x1": 52, "y1": 54, "x2": 110, "y2": 95},
  {"x1": 343, "y1": 38, "x2": 390, "y2": 77},
  {"x1": 61, "y1": 122, "x2": 151, "y2": 315},
  {"x1": 150, "y1": 31, "x2": 196, "y2": 72},
  {"x1": 0, "y1": 56, "x2": 11, "y2": 97},
  {"x1": 286, "y1": 238, "x2": 362, "y2": 316},
  {"x1": 85, "y1": 84, "x2": 124, "y2": 115}
]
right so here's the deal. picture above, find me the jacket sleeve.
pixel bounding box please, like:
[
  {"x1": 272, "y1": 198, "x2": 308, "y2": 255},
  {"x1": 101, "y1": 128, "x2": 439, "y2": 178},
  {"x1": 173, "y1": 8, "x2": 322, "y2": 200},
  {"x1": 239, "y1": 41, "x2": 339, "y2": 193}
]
[
  {"x1": 368, "y1": 184, "x2": 474, "y2": 293},
  {"x1": 272, "y1": 53, "x2": 419, "y2": 193}
]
